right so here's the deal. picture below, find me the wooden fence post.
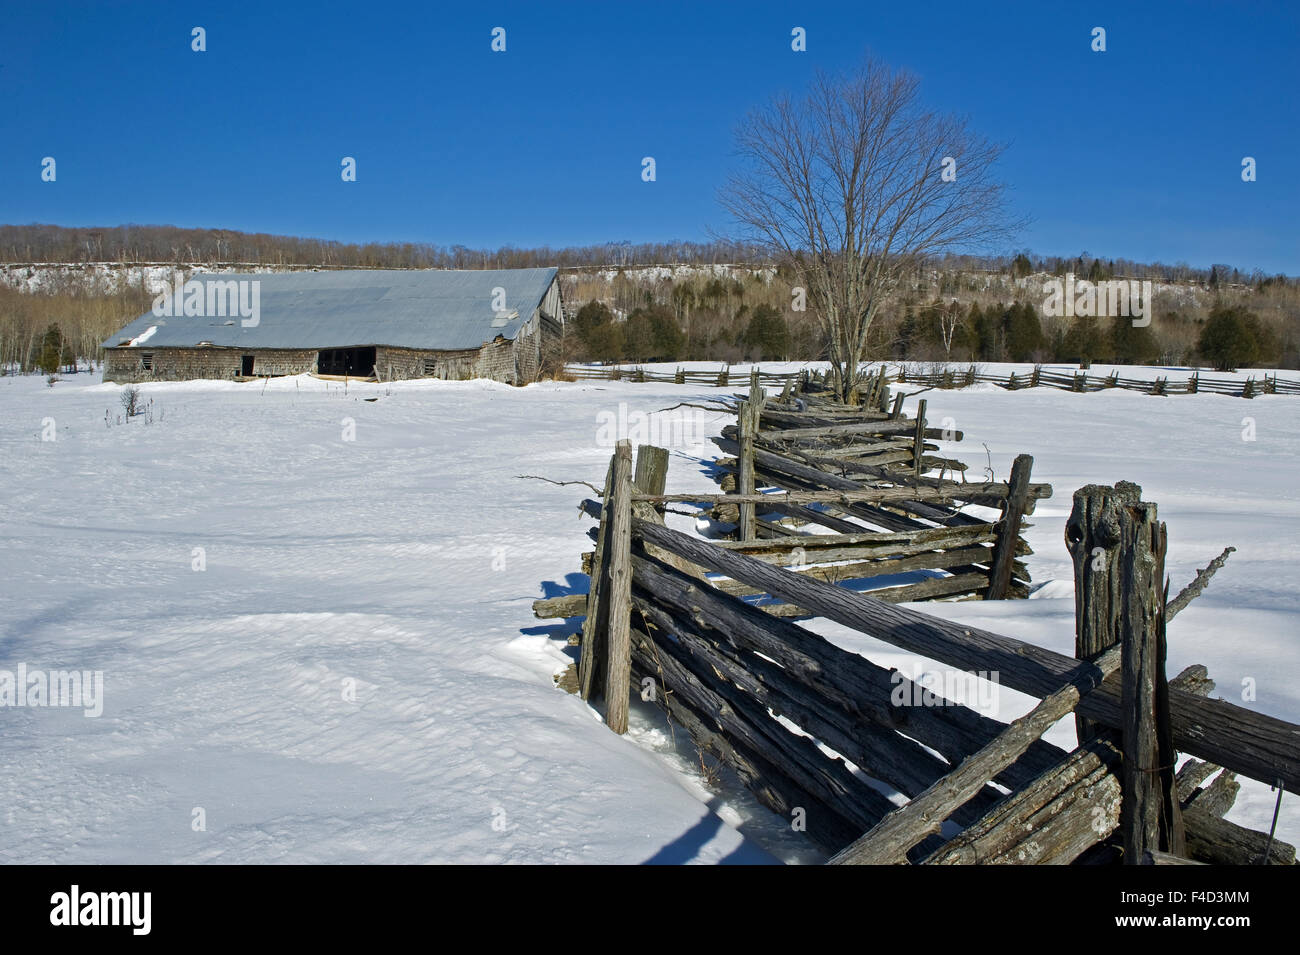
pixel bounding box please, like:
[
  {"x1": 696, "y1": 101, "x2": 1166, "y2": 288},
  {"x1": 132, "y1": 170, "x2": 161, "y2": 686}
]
[
  {"x1": 1065, "y1": 482, "x2": 1184, "y2": 861},
  {"x1": 633, "y1": 444, "x2": 669, "y2": 505},
  {"x1": 1066, "y1": 482, "x2": 1139, "y2": 742},
  {"x1": 602, "y1": 440, "x2": 635, "y2": 734},
  {"x1": 737, "y1": 376, "x2": 766, "y2": 541},
  {"x1": 986, "y1": 454, "x2": 1034, "y2": 599},
  {"x1": 579, "y1": 454, "x2": 617, "y2": 701},
  {"x1": 912, "y1": 399, "x2": 927, "y2": 478}
]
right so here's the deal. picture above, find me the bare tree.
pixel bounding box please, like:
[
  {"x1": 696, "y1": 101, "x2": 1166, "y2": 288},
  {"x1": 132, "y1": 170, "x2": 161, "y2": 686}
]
[
  {"x1": 719, "y1": 59, "x2": 1021, "y2": 401},
  {"x1": 929, "y1": 298, "x2": 965, "y2": 358}
]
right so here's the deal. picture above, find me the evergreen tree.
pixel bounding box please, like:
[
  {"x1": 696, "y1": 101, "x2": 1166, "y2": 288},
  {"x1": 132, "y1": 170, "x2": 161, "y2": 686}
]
[
  {"x1": 1198, "y1": 306, "x2": 1259, "y2": 371},
  {"x1": 744, "y1": 304, "x2": 789, "y2": 360},
  {"x1": 37, "y1": 324, "x2": 63, "y2": 376},
  {"x1": 1111, "y1": 315, "x2": 1159, "y2": 364},
  {"x1": 1060, "y1": 317, "x2": 1107, "y2": 365},
  {"x1": 1004, "y1": 302, "x2": 1045, "y2": 361}
]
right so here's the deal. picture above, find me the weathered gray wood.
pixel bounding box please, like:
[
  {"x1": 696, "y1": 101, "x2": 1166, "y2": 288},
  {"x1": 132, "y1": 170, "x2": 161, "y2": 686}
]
[
  {"x1": 832, "y1": 643, "x2": 1124, "y2": 865},
  {"x1": 716, "y1": 522, "x2": 1002, "y2": 555},
  {"x1": 1066, "y1": 482, "x2": 1141, "y2": 744},
  {"x1": 632, "y1": 518, "x2": 1300, "y2": 791},
  {"x1": 1141, "y1": 849, "x2": 1205, "y2": 865},
  {"x1": 713, "y1": 436, "x2": 1041, "y2": 521},
  {"x1": 534, "y1": 593, "x2": 589, "y2": 619},
  {"x1": 633, "y1": 444, "x2": 670, "y2": 499},
  {"x1": 1184, "y1": 770, "x2": 1240, "y2": 818},
  {"x1": 1176, "y1": 760, "x2": 1218, "y2": 803},
  {"x1": 1169, "y1": 664, "x2": 1215, "y2": 698},
  {"x1": 1112, "y1": 496, "x2": 1181, "y2": 861},
  {"x1": 630, "y1": 592, "x2": 1005, "y2": 827},
  {"x1": 986, "y1": 454, "x2": 1034, "y2": 599},
  {"x1": 921, "y1": 739, "x2": 1123, "y2": 865},
  {"x1": 766, "y1": 418, "x2": 963, "y2": 441},
  {"x1": 912, "y1": 399, "x2": 927, "y2": 477},
  {"x1": 640, "y1": 484, "x2": 1042, "y2": 507},
  {"x1": 738, "y1": 399, "x2": 758, "y2": 541},
  {"x1": 1182, "y1": 802, "x2": 1296, "y2": 864},
  {"x1": 1166, "y1": 547, "x2": 1235, "y2": 619},
  {"x1": 578, "y1": 456, "x2": 616, "y2": 701},
  {"x1": 627, "y1": 548, "x2": 1067, "y2": 790},
  {"x1": 629, "y1": 612, "x2": 898, "y2": 842},
  {"x1": 602, "y1": 441, "x2": 634, "y2": 734},
  {"x1": 627, "y1": 652, "x2": 861, "y2": 854}
]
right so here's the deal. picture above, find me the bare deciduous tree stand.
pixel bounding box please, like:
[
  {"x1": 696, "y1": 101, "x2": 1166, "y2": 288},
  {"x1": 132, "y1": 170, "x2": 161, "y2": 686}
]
[{"x1": 719, "y1": 59, "x2": 1020, "y2": 403}]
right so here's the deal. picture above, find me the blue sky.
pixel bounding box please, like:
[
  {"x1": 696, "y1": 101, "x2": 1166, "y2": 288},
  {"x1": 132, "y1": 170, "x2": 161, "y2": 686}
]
[{"x1": 2, "y1": 1, "x2": 1297, "y2": 273}]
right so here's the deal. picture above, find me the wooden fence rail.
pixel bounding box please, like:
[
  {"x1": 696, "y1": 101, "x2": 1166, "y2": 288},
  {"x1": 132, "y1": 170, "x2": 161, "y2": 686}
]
[{"x1": 536, "y1": 445, "x2": 1297, "y2": 864}]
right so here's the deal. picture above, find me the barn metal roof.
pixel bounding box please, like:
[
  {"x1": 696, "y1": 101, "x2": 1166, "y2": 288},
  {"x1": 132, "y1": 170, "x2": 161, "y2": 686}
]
[{"x1": 102, "y1": 267, "x2": 559, "y2": 352}]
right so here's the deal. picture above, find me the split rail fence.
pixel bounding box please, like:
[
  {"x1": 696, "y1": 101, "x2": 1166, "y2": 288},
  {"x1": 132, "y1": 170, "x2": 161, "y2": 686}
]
[
  {"x1": 532, "y1": 376, "x2": 1297, "y2": 864},
  {"x1": 564, "y1": 362, "x2": 1300, "y2": 399},
  {"x1": 703, "y1": 368, "x2": 1042, "y2": 606}
]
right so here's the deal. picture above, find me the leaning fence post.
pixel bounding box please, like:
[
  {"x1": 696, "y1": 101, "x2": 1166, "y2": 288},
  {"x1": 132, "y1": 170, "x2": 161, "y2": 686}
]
[
  {"x1": 986, "y1": 454, "x2": 1034, "y2": 599},
  {"x1": 579, "y1": 454, "x2": 617, "y2": 701},
  {"x1": 912, "y1": 398, "x2": 927, "y2": 478},
  {"x1": 602, "y1": 440, "x2": 635, "y2": 734}
]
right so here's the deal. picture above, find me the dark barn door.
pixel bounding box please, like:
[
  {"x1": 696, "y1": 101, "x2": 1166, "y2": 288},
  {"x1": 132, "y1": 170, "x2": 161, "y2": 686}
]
[
  {"x1": 317, "y1": 347, "x2": 376, "y2": 377},
  {"x1": 241, "y1": 355, "x2": 255, "y2": 376}
]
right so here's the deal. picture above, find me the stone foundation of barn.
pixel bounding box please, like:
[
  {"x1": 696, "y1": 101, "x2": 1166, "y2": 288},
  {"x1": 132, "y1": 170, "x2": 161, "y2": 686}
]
[{"x1": 103, "y1": 326, "x2": 555, "y2": 386}]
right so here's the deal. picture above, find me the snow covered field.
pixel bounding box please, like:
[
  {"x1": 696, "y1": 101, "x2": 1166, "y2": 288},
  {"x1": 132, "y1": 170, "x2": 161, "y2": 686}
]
[{"x1": 1, "y1": 365, "x2": 1296, "y2": 863}]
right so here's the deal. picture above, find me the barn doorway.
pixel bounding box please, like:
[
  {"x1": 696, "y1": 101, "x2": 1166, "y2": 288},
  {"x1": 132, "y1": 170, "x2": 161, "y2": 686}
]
[
  {"x1": 317, "y1": 347, "x2": 376, "y2": 377},
  {"x1": 241, "y1": 355, "x2": 255, "y2": 376}
]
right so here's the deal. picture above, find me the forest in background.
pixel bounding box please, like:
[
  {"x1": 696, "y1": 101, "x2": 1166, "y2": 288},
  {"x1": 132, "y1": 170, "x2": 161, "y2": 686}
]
[{"x1": 2, "y1": 223, "x2": 1297, "y2": 376}]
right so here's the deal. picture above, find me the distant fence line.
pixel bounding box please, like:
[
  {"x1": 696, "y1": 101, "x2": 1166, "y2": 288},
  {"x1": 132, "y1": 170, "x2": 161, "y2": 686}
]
[{"x1": 564, "y1": 363, "x2": 1300, "y2": 399}]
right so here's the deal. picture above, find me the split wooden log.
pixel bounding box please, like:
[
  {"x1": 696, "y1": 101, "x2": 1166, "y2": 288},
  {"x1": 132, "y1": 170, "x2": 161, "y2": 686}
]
[
  {"x1": 577, "y1": 457, "x2": 615, "y2": 701},
  {"x1": 632, "y1": 444, "x2": 669, "y2": 515},
  {"x1": 737, "y1": 395, "x2": 759, "y2": 541},
  {"x1": 985, "y1": 454, "x2": 1035, "y2": 599},
  {"x1": 765, "y1": 419, "x2": 964, "y2": 441},
  {"x1": 1182, "y1": 803, "x2": 1295, "y2": 864},
  {"x1": 1141, "y1": 850, "x2": 1204, "y2": 865},
  {"x1": 920, "y1": 739, "x2": 1123, "y2": 865},
  {"x1": 630, "y1": 591, "x2": 1005, "y2": 827},
  {"x1": 601, "y1": 441, "x2": 634, "y2": 734},
  {"x1": 831, "y1": 643, "x2": 1124, "y2": 865},
  {"x1": 628, "y1": 615, "x2": 899, "y2": 848},
  {"x1": 1184, "y1": 770, "x2": 1240, "y2": 818},
  {"x1": 1066, "y1": 482, "x2": 1183, "y2": 860},
  {"x1": 626, "y1": 548, "x2": 1067, "y2": 790},
  {"x1": 629, "y1": 518, "x2": 1300, "y2": 791},
  {"x1": 627, "y1": 652, "x2": 862, "y2": 854},
  {"x1": 912, "y1": 399, "x2": 927, "y2": 477}
]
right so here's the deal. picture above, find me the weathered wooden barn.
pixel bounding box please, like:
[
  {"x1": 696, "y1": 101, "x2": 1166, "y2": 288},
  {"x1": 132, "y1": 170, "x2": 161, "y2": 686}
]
[{"x1": 101, "y1": 267, "x2": 563, "y2": 384}]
